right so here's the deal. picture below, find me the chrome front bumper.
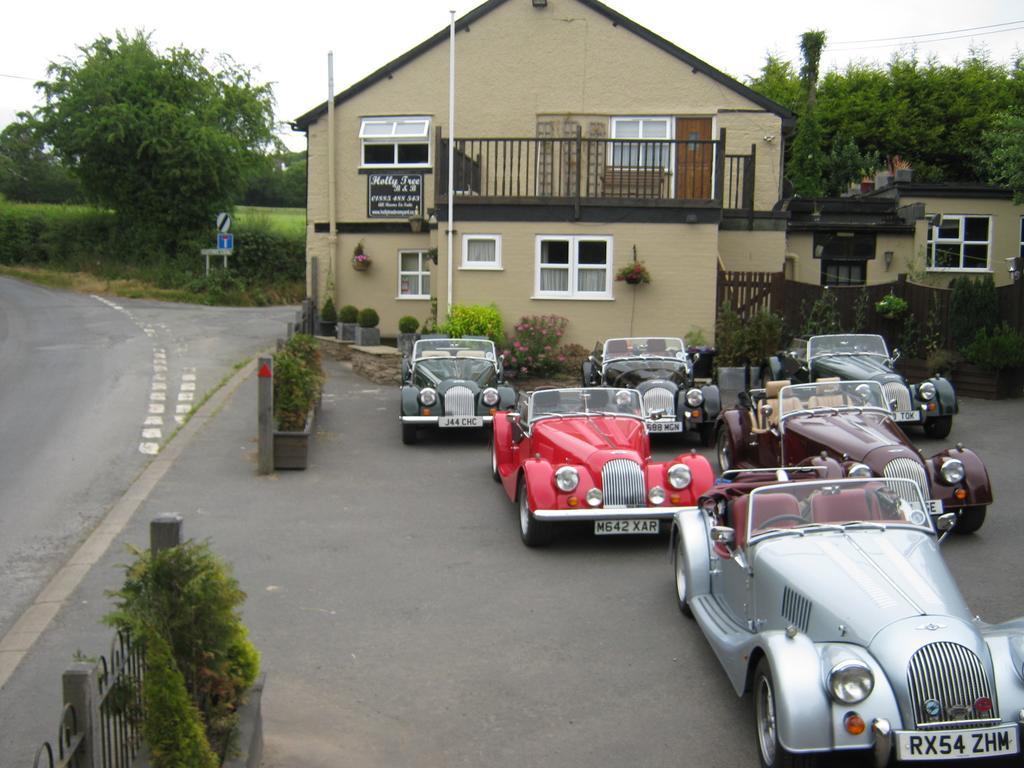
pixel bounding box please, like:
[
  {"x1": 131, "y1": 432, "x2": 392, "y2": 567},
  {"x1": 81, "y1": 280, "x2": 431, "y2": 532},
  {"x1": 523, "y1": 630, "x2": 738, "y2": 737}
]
[
  {"x1": 399, "y1": 415, "x2": 494, "y2": 424},
  {"x1": 533, "y1": 505, "x2": 695, "y2": 522}
]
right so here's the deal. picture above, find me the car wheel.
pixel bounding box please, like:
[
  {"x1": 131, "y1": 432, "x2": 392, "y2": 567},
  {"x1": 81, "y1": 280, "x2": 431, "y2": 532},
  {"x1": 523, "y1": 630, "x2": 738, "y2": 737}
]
[
  {"x1": 716, "y1": 424, "x2": 733, "y2": 473},
  {"x1": 754, "y1": 658, "x2": 816, "y2": 768},
  {"x1": 489, "y1": 436, "x2": 501, "y2": 483},
  {"x1": 954, "y1": 506, "x2": 986, "y2": 534},
  {"x1": 401, "y1": 422, "x2": 418, "y2": 445},
  {"x1": 923, "y1": 415, "x2": 952, "y2": 439},
  {"x1": 698, "y1": 422, "x2": 716, "y2": 447},
  {"x1": 673, "y1": 533, "x2": 693, "y2": 618},
  {"x1": 518, "y1": 476, "x2": 552, "y2": 547}
]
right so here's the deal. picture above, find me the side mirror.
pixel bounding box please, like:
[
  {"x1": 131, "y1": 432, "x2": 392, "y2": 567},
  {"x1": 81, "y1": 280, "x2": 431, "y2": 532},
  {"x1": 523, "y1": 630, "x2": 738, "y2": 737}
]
[
  {"x1": 710, "y1": 526, "x2": 736, "y2": 546},
  {"x1": 889, "y1": 398, "x2": 899, "y2": 411},
  {"x1": 648, "y1": 408, "x2": 667, "y2": 420},
  {"x1": 936, "y1": 512, "x2": 957, "y2": 532},
  {"x1": 761, "y1": 404, "x2": 773, "y2": 419},
  {"x1": 691, "y1": 351, "x2": 701, "y2": 365},
  {"x1": 891, "y1": 347, "x2": 902, "y2": 363}
]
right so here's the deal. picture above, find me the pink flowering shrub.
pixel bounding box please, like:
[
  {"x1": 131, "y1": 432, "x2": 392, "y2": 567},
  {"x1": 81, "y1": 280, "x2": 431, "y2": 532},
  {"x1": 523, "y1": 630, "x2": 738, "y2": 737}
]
[{"x1": 502, "y1": 315, "x2": 569, "y2": 378}]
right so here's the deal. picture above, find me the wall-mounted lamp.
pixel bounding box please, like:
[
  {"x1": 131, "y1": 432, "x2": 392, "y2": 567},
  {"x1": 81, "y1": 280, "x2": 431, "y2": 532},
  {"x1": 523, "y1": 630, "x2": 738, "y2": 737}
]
[
  {"x1": 763, "y1": 134, "x2": 776, "y2": 143},
  {"x1": 1006, "y1": 256, "x2": 1021, "y2": 282},
  {"x1": 929, "y1": 213, "x2": 943, "y2": 228},
  {"x1": 884, "y1": 251, "x2": 894, "y2": 270}
]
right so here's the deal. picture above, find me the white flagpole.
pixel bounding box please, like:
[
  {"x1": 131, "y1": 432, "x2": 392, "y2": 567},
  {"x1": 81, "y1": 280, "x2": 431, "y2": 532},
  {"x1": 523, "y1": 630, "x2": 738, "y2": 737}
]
[{"x1": 447, "y1": 10, "x2": 456, "y2": 318}]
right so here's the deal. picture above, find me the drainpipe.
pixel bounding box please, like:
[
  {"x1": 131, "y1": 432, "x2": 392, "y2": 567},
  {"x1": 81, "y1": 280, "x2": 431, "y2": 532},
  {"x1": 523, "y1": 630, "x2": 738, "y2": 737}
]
[
  {"x1": 447, "y1": 10, "x2": 455, "y2": 318},
  {"x1": 327, "y1": 52, "x2": 337, "y2": 305}
]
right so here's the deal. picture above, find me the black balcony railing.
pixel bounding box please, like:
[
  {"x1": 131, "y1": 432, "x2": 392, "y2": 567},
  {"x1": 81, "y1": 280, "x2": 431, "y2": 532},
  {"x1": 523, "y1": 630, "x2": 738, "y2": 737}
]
[{"x1": 436, "y1": 127, "x2": 756, "y2": 211}]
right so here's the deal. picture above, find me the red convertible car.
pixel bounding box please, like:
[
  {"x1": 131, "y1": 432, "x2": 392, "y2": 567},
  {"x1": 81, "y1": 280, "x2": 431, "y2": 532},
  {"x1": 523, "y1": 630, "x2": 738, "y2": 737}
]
[
  {"x1": 492, "y1": 387, "x2": 714, "y2": 546},
  {"x1": 715, "y1": 379, "x2": 992, "y2": 533}
]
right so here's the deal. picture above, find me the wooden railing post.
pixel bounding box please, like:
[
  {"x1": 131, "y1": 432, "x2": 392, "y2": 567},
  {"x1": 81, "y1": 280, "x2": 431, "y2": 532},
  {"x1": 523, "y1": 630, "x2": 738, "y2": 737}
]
[
  {"x1": 746, "y1": 142, "x2": 757, "y2": 221},
  {"x1": 573, "y1": 125, "x2": 582, "y2": 220},
  {"x1": 714, "y1": 128, "x2": 726, "y2": 206}
]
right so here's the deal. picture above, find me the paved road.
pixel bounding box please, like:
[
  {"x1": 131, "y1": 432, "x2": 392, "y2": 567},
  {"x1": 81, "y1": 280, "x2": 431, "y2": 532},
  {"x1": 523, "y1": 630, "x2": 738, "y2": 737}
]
[{"x1": 0, "y1": 277, "x2": 295, "y2": 638}]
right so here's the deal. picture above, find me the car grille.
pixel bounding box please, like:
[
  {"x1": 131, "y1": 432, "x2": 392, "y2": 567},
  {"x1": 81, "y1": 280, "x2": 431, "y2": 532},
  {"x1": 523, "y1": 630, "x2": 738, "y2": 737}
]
[
  {"x1": 884, "y1": 381, "x2": 912, "y2": 412},
  {"x1": 908, "y1": 642, "x2": 998, "y2": 729},
  {"x1": 444, "y1": 385, "x2": 475, "y2": 416},
  {"x1": 883, "y1": 457, "x2": 931, "y2": 501},
  {"x1": 643, "y1": 387, "x2": 675, "y2": 416},
  {"x1": 601, "y1": 459, "x2": 646, "y2": 508},
  {"x1": 781, "y1": 587, "x2": 812, "y2": 633}
]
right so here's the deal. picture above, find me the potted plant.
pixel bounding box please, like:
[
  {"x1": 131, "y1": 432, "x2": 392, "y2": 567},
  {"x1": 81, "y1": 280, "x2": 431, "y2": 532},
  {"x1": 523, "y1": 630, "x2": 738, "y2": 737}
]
[
  {"x1": 355, "y1": 307, "x2": 381, "y2": 346},
  {"x1": 957, "y1": 324, "x2": 1024, "y2": 399},
  {"x1": 352, "y1": 241, "x2": 371, "y2": 271},
  {"x1": 397, "y1": 315, "x2": 420, "y2": 356},
  {"x1": 615, "y1": 261, "x2": 651, "y2": 285},
  {"x1": 338, "y1": 304, "x2": 359, "y2": 341},
  {"x1": 272, "y1": 334, "x2": 324, "y2": 469},
  {"x1": 875, "y1": 293, "x2": 908, "y2": 320},
  {"x1": 320, "y1": 297, "x2": 338, "y2": 338}
]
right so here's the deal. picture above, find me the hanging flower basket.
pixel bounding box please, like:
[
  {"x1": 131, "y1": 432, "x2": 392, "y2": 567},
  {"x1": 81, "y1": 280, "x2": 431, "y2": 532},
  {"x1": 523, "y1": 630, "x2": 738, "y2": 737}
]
[
  {"x1": 615, "y1": 261, "x2": 651, "y2": 285},
  {"x1": 352, "y1": 240, "x2": 371, "y2": 271}
]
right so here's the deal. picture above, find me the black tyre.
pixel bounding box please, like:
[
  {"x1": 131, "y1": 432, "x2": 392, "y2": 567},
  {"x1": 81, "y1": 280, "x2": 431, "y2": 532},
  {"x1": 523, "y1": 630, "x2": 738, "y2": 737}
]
[
  {"x1": 716, "y1": 424, "x2": 733, "y2": 473},
  {"x1": 754, "y1": 658, "x2": 817, "y2": 768},
  {"x1": 489, "y1": 436, "x2": 501, "y2": 483},
  {"x1": 923, "y1": 415, "x2": 952, "y2": 439},
  {"x1": 401, "y1": 422, "x2": 418, "y2": 445},
  {"x1": 954, "y1": 506, "x2": 986, "y2": 534},
  {"x1": 673, "y1": 532, "x2": 694, "y2": 618},
  {"x1": 518, "y1": 477, "x2": 552, "y2": 547}
]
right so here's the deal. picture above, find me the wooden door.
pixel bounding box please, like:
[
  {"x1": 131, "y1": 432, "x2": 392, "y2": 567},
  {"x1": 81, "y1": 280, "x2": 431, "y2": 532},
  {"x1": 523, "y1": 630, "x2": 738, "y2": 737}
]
[{"x1": 675, "y1": 117, "x2": 713, "y2": 199}]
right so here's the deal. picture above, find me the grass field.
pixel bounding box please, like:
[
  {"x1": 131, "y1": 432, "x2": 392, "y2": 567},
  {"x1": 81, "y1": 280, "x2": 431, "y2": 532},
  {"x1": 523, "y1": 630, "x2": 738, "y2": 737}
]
[{"x1": 234, "y1": 205, "x2": 306, "y2": 237}]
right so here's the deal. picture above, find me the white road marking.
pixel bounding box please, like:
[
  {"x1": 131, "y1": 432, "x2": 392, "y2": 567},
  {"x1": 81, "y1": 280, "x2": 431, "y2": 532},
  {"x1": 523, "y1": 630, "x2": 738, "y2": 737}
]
[
  {"x1": 142, "y1": 428, "x2": 162, "y2": 439},
  {"x1": 148, "y1": 403, "x2": 165, "y2": 415},
  {"x1": 139, "y1": 442, "x2": 159, "y2": 455},
  {"x1": 144, "y1": 416, "x2": 163, "y2": 426}
]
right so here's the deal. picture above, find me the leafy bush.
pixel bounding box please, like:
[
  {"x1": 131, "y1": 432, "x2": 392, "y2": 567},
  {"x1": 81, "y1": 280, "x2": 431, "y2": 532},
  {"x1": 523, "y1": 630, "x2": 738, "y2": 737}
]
[
  {"x1": 714, "y1": 301, "x2": 746, "y2": 366},
  {"x1": 949, "y1": 275, "x2": 999, "y2": 349},
  {"x1": 186, "y1": 270, "x2": 246, "y2": 306},
  {"x1": 441, "y1": 304, "x2": 505, "y2": 340},
  {"x1": 105, "y1": 540, "x2": 260, "y2": 763},
  {"x1": 874, "y1": 293, "x2": 908, "y2": 319},
  {"x1": 338, "y1": 304, "x2": 359, "y2": 323},
  {"x1": 272, "y1": 334, "x2": 323, "y2": 430},
  {"x1": 715, "y1": 303, "x2": 783, "y2": 366},
  {"x1": 398, "y1": 315, "x2": 420, "y2": 333},
  {"x1": 962, "y1": 324, "x2": 1024, "y2": 371},
  {"x1": 800, "y1": 290, "x2": 842, "y2": 336},
  {"x1": 320, "y1": 297, "x2": 337, "y2": 323},
  {"x1": 502, "y1": 315, "x2": 568, "y2": 377},
  {"x1": 357, "y1": 307, "x2": 379, "y2": 328},
  {"x1": 926, "y1": 348, "x2": 959, "y2": 376}
]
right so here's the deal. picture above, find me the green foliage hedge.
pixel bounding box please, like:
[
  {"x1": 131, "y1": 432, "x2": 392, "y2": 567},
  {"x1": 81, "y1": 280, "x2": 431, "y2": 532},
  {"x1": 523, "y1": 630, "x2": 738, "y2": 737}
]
[
  {"x1": 441, "y1": 303, "x2": 505, "y2": 341},
  {"x1": 273, "y1": 334, "x2": 323, "y2": 431},
  {"x1": 338, "y1": 304, "x2": 358, "y2": 323},
  {"x1": 357, "y1": 307, "x2": 379, "y2": 328},
  {"x1": 398, "y1": 315, "x2": 420, "y2": 333},
  {"x1": 949, "y1": 275, "x2": 999, "y2": 349},
  {"x1": 963, "y1": 323, "x2": 1024, "y2": 371}
]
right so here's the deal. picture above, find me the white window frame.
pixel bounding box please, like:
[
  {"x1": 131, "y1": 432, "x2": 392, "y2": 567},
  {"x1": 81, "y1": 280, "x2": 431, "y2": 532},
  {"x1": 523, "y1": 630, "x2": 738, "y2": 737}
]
[
  {"x1": 533, "y1": 235, "x2": 613, "y2": 300},
  {"x1": 359, "y1": 116, "x2": 431, "y2": 169},
  {"x1": 926, "y1": 214, "x2": 992, "y2": 272},
  {"x1": 461, "y1": 234, "x2": 502, "y2": 270},
  {"x1": 398, "y1": 249, "x2": 431, "y2": 299},
  {"x1": 610, "y1": 116, "x2": 673, "y2": 171}
]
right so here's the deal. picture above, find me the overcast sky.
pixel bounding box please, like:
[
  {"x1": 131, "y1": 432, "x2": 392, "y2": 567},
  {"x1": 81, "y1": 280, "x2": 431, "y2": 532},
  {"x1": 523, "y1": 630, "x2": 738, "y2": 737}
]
[{"x1": 1, "y1": 0, "x2": 1021, "y2": 152}]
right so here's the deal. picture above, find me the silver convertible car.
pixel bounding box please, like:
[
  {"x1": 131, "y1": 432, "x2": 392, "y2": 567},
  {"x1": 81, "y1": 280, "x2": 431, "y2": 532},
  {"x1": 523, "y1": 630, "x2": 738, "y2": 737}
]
[{"x1": 672, "y1": 475, "x2": 1024, "y2": 767}]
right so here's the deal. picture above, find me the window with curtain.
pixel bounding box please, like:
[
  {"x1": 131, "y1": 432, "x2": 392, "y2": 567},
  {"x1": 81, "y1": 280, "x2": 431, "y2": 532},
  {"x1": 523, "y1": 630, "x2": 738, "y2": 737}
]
[
  {"x1": 462, "y1": 234, "x2": 501, "y2": 269},
  {"x1": 926, "y1": 215, "x2": 991, "y2": 271},
  {"x1": 398, "y1": 250, "x2": 431, "y2": 298},
  {"x1": 610, "y1": 117, "x2": 671, "y2": 169},
  {"x1": 535, "y1": 236, "x2": 612, "y2": 298}
]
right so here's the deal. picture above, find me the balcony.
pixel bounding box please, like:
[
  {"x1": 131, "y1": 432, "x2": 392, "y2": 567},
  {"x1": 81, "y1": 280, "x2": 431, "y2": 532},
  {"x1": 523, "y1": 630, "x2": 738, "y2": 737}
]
[{"x1": 434, "y1": 127, "x2": 756, "y2": 224}]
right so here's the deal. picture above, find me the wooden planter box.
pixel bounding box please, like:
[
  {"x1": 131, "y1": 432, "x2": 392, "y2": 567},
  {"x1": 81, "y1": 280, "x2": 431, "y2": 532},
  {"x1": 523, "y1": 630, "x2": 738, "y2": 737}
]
[
  {"x1": 895, "y1": 357, "x2": 937, "y2": 382},
  {"x1": 273, "y1": 408, "x2": 315, "y2": 470},
  {"x1": 952, "y1": 362, "x2": 1024, "y2": 400}
]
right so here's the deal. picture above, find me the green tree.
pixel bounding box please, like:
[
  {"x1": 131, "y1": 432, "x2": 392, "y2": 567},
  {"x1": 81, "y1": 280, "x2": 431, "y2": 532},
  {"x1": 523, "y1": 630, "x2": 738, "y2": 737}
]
[
  {"x1": 788, "y1": 31, "x2": 828, "y2": 197},
  {"x1": 35, "y1": 31, "x2": 277, "y2": 253},
  {"x1": 238, "y1": 149, "x2": 307, "y2": 207},
  {"x1": 981, "y1": 108, "x2": 1024, "y2": 202},
  {"x1": 0, "y1": 113, "x2": 82, "y2": 203}
]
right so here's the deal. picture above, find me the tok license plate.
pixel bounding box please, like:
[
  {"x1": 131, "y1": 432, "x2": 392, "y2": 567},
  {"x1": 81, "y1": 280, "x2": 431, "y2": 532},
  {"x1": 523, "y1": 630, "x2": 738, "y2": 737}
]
[
  {"x1": 896, "y1": 410, "x2": 922, "y2": 422},
  {"x1": 595, "y1": 519, "x2": 660, "y2": 535},
  {"x1": 647, "y1": 421, "x2": 682, "y2": 433},
  {"x1": 438, "y1": 415, "x2": 483, "y2": 428},
  {"x1": 896, "y1": 725, "x2": 1018, "y2": 761}
]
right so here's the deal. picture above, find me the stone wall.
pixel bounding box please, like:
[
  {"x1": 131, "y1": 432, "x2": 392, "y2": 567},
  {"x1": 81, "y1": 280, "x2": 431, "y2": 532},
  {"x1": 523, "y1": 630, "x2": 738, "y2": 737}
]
[{"x1": 350, "y1": 345, "x2": 402, "y2": 385}]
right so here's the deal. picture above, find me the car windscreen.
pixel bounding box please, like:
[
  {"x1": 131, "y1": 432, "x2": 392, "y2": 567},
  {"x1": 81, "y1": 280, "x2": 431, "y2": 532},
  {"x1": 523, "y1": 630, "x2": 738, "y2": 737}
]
[
  {"x1": 603, "y1": 337, "x2": 686, "y2": 361},
  {"x1": 747, "y1": 477, "x2": 932, "y2": 541},
  {"x1": 413, "y1": 338, "x2": 495, "y2": 358},
  {"x1": 415, "y1": 357, "x2": 496, "y2": 385},
  {"x1": 778, "y1": 380, "x2": 890, "y2": 418},
  {"x1": 808, "y1": 334, "x2": 888, "y2": 359},
  {"x1": 530, "y1": 388, "x2": 643, "y2": 421}
]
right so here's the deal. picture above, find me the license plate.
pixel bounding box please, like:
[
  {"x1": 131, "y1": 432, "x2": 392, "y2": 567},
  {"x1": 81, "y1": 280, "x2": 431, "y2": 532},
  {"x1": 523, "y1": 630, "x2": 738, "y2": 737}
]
[
  {"x1": 926, "y1": 499, "x2": 944, "y2": 516},
  {"x1": 594, "y1": 519, "x2": 660, "y2": 535},
  {"x1": 896, "y1": 410, "x2": 922, "y2": 422},
  {"x1": 646, "y1": 421, "x2": 682, "y2": 433},
  {"x1": 438, "y1": 415, "x2": 483, "y2": 428},
  {"x1": 896, "y1": 725, "x2": 1018, "y2": 761}
]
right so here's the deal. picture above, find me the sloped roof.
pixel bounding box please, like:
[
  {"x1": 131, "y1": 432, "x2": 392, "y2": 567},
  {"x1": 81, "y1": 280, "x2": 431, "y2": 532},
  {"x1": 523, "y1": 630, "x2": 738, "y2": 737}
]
[{"x1": 291, "y1": 0, "x2": 793, "y2": 130}]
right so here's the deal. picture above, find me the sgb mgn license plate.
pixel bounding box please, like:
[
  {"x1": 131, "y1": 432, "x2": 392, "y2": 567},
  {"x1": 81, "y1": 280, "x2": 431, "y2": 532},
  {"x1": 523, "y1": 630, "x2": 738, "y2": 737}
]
[
  {"x1": 438, "y1": 416, "x2": 483, "y2": 428},
  {"x1": 896, "y1": 725, "x2": 1018, "y2": 761},
  {"x1": 895, "y1": 410, "x2": 922, "y2": 422},
  {"x1": 595, "y1": 519, "x2": 659, "y2": 535},
  {"x1": 647, "y1": 421, "x2": 682, "y2": 433}
]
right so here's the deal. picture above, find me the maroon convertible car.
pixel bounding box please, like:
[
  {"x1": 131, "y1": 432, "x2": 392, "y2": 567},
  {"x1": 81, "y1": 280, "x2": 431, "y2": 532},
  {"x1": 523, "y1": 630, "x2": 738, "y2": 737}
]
[
  {"x1": 715, "y1": 379, "x2": 992, "y2": 533},
  {"x1": 492, "y1": 387, "x2": 715, "y2": 546}
]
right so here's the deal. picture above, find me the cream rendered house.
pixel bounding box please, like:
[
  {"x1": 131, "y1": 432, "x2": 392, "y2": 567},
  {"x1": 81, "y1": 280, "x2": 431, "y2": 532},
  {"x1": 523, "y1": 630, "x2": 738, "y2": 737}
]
[{"x1": 292, "y1": 0, "x2": 793, "y2": 346}]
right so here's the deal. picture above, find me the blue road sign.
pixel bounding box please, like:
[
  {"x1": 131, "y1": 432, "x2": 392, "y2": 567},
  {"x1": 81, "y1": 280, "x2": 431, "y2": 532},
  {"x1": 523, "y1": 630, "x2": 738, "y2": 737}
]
[{"x1": 217, "y1": 233, "x2": 234, "y2": 250}]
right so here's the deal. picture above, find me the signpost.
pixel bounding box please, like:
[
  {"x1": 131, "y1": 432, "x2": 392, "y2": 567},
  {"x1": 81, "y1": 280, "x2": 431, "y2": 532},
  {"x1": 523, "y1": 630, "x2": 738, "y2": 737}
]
[{"x1": 201, "y1": 215, "x2": 234, "y2": 275}]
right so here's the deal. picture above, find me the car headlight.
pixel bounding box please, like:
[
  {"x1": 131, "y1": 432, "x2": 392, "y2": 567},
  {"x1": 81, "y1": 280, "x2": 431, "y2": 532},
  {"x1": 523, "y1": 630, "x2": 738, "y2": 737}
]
[
  {"x1": 585, "y1": 488, "x2": 603, "y2": 507},
  {"x1": 918, "y1": 381, "x2": 936, "y2": 401},
  {"x1": 667, "y1": 463, "x2": 692, "y2": 489},
  {"x1": 685, "y1": 388, "x2": 704, "y2": 407},
  {"x1": 828, "y1": 661, "x2": 874, "y2": 704},
  {"x1": 847, "y1": 463, "x2": 872, "y2": 479},
  {"x1": 419, "y1": 387, "x2": 438, "y2": 407},
  {"x1": 481, "y1": 387, "x2": 500, "y2": 407},
  {"x1": 940, "y1": 458, "x2": 965, "y2": 484},
  {"x1": 554, "y1": 466, "x2": 579, "y2": 492},
  {"x1": 649, "y1": 486, "x2": 666, "y2": 505}
]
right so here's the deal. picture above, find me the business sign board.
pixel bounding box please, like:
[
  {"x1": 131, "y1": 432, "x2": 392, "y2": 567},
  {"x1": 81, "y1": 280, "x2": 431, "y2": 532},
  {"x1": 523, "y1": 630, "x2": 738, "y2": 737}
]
[{"x1": 367, "y1": 173, "x2": 423, "y2": 218}]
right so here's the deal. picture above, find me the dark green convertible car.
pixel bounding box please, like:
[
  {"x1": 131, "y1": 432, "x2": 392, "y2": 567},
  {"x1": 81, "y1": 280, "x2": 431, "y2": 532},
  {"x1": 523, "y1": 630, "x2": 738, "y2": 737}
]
[
  {"x1": 399, "y1": 337, "x2": 515, "y2": 444},
  {"x1": 765, "y1": 333, "x2": 957, "y2": 438}
]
